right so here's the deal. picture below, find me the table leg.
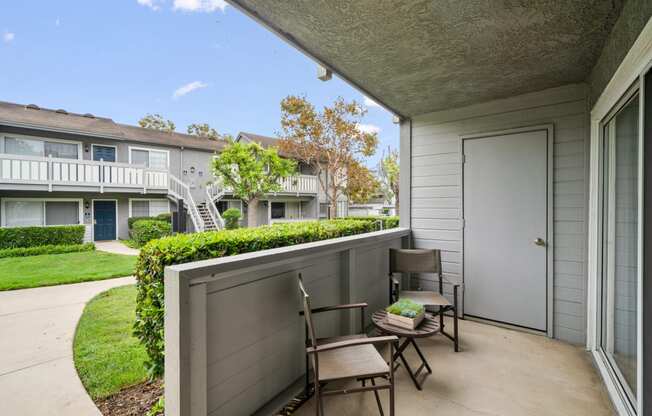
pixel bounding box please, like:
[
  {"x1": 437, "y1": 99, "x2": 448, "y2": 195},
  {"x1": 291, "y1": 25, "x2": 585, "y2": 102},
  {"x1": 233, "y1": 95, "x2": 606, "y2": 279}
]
[
  {"x1": 410, "y1": 338, "x2": 432, "y2": 374},
  {"x1": 391, "y1": 337, "x2": 431, "y2": 390}
]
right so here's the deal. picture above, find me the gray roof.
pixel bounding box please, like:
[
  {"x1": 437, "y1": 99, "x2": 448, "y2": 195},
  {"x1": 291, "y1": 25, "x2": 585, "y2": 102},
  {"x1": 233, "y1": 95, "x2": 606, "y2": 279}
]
[
  {"x1": 237, "y1": 131, "x2": 279, "y2": 148},
  {"x1": 0, "y1": 100, "x2": 226, "y2": 152},
  {"x1": 236, "y1": 131, "x2": 293, "y2": 157}
]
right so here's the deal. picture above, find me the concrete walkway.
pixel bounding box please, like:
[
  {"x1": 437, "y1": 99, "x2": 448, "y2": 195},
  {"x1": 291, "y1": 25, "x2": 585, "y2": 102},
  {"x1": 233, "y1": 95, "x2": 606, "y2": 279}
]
[
  {"x1": 95, "y1": 240, "x2": 140, "y2": 256},
  {"x1": 0, "y1": 276, "x2": 136, "y2": 416}
]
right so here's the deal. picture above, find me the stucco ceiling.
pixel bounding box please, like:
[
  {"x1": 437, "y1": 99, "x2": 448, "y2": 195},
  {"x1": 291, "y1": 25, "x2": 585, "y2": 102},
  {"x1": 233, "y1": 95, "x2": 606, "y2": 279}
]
[{"x1": 229, "y1": 0, "x2": 623, "y2": 117}]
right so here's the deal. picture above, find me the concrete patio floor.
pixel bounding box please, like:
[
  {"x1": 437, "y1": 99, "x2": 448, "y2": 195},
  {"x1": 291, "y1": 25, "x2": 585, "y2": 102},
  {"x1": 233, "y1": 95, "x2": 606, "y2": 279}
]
[
  {"x1": 0, "y1": 276, "x2": 135, "y2": 416},
  {"x1": 294, "y1": 318, "x2": 613, "y2": 416}
]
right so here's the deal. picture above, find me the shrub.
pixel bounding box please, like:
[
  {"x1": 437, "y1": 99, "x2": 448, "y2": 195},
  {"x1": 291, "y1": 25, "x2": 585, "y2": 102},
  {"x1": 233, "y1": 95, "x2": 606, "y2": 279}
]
[
  {"x1": 135, "y1": 219, "x2": 386, "y2": 377},
  {"x1": 130, "y1": 220, "x2": 172, "y2": 247},
  {"x1": 156, "y1": 213, "x2": 172, "y2": 223},
  {"x1": 0, "y1": 225, "x2": 85, "y2": 249},
  {"x1": 0, "y1": 242, "x2": 95, "y2": 259},
  {"x1": 340, "y1": 216, "x2": 399, "y2": 230},
  {"x1": 222, "y1": 208, "x2": 241, "y2": 230},
  {"x1": 128, "y1": 214, "x2": 172, "y2": 230}
]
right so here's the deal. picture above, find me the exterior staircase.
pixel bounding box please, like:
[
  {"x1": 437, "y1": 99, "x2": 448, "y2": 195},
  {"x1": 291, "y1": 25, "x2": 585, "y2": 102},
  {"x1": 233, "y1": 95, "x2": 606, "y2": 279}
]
[{"x1": 197, "y1": 202, "x2": 219, "y2": 231}]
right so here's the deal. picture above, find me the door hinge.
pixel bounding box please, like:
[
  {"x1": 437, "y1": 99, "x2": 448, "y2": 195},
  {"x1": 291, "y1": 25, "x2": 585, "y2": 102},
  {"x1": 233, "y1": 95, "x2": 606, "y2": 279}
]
[
  {"x1": 461, "y1": 154, "x2": 466, "y2": 164},
  {"x1": 461, "y1": 218, "x2": 465, "y2": 229}
]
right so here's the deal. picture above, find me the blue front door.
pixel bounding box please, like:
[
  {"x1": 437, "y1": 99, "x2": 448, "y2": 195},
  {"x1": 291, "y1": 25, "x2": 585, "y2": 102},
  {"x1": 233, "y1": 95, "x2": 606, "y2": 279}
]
[
  {"x1": 94, "y1": 201, "x2": 116, "y2": 241},
  {"x1": 93, "y1": 145, "x2": 116, "y2": 162}
]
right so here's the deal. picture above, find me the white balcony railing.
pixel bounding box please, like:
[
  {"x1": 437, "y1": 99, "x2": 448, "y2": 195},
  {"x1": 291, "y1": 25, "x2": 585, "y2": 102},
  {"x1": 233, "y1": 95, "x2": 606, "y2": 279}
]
[
  {"x1": 208, "y1": 174, "x2": 319, "y2": 198},
  {"x1": 277, "y1": 174, "x2": 319, "y2": 194},
  {"x1": 0, "y1": 154, "x2": 168, "y2": 190}
]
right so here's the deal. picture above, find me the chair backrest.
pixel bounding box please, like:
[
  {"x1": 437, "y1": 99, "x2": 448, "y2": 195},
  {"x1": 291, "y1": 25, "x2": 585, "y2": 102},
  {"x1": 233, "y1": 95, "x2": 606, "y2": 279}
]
[
  {"x1": 389, "y1": 248, "x2": 441, "y2": 274},
  {"x1": 298, "y1": 274, "x2": 318, "y2": 349}
]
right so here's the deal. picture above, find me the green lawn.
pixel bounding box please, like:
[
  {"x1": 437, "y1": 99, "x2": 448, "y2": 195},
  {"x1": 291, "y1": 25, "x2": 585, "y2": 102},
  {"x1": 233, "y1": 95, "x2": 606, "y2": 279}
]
[
  {"x1": 0, "y1": 251, "x2": 136, "y2": 291},
  {"x1": 73, "y1": 284, "x2": 149, "y2": 399}
]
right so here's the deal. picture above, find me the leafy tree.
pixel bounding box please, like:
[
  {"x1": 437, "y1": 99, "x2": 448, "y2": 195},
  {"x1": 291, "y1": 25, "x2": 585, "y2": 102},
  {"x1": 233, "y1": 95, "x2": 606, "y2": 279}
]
[
  {"x1": 379, "y1": 147, "x2": 400, "y2": 213},
  {"x1": 138, "y1": 114, "x2": 176, "y2": 132},
  {"x1": 211, "y1": 140, "x2": 296, "y2": 227},
  {"x1": 279, "y1": 96, "x2": 378, "y2": 218},
  {"x1": 187, "y1": 123, "x2": 230, "y2": 141},
  {"x1": 346, "y1": 160, "x2": 380, "y2": 204}
]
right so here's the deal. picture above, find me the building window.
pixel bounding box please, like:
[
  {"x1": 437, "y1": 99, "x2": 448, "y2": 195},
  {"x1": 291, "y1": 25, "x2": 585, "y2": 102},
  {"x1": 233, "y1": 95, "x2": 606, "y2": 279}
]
[
  {"x1": 4, "y1": 136, "x2": 79, "y2": 159},
  {"x1": 45, "y1": 201, "x2": 80, "y2": 225},
  {"x1": 599, "y1": 91, "x2": 640, "y2": 405},
  {"x1": 3, "y1": 200, "x2": 80, "y2": 227},
  {"x1": 130, "y1": 200, "x2": 169, "y2": 217},
  {"x1": 130, "y1": 148, "x2": 168, "y2": 170},
  {"x1": 271, "y1": 202, "x2": 285, "y2": 219},
  {"x1": 319, "y1": 203, "x2": 329, "y2": 218}
]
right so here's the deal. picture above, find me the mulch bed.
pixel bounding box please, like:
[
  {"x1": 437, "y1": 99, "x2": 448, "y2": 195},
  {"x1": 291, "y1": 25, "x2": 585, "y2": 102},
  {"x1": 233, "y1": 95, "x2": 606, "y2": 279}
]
[{"x1": 95, "y1": 380, "x2": 163, "y2": 416}]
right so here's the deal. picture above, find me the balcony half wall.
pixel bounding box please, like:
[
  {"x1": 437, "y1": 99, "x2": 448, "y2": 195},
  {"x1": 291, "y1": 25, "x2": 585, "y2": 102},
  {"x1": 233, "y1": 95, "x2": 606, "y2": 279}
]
[{"x1": 164, "y1": 227, "x2": 410, "y2": 416}]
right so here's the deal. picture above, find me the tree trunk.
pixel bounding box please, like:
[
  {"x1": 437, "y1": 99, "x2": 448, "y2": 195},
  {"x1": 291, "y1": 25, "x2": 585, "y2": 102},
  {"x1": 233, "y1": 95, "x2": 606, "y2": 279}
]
[
  {"x1": 247, "y1": 198, "x2": 259, "y2": 228},
  {"x1": 329, "y1": 186, "x2": 338, "y2": 219}
]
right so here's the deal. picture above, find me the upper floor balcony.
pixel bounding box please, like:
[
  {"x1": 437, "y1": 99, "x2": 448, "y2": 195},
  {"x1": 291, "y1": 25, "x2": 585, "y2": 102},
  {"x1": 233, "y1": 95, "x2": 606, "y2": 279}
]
[
  {"x1": 0, "y1": 153, "x2": 169, "y2": 194},
  {"x1": 207, "y1": 174, "x2": 319, "y2": 200}
]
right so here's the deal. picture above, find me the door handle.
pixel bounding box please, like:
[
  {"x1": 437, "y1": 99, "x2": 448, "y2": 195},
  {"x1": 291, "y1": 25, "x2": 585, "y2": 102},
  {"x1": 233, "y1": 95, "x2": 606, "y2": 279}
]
[{"x1": 534, "y1": 238, "x2": 546, "y2": 246}]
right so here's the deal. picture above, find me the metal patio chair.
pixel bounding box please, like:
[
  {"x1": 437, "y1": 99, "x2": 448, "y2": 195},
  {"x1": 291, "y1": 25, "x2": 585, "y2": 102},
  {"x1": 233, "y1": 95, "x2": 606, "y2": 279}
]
[
  {"x1": 298, "y1": 274, "x2": 397, "y2": 416},
  {"x1": 389, "y1": 248, "x2": 460, "y2": 352}
]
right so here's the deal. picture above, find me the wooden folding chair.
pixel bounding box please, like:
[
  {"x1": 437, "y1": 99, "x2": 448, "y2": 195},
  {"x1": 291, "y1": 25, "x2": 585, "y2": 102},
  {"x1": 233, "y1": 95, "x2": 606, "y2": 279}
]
[
  {"x1": 389, "y1": 248, "x2": 460, "y2": 352},
  {"x1": 298, "y1": 274, "x2": 397, "y2": 415}
]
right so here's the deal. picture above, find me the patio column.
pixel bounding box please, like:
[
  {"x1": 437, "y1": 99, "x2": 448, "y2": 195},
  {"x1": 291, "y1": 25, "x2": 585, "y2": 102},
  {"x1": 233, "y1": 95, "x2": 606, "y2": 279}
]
[
  {"x1": 267, "y1": 200, "x2": 271, "y2": 225},
  {"x1": 399, "y1": 119, "x2": 411, "y2": 230}
]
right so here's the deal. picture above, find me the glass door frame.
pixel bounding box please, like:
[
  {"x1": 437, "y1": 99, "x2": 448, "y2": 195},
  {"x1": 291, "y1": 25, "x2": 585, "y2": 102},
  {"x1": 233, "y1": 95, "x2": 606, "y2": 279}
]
[
  {"x1": 586, "y1": 36, "x2": 651, "y2": 416},
  {"x1": 596, "y1": 83, "x2": 641, "y2": 410}
]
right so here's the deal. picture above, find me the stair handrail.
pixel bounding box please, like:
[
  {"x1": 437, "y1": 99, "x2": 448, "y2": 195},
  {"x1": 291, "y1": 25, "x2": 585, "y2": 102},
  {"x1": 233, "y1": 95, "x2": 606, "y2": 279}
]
[
  {"x1": 204, "y1": 186, "x2": 225, "y2": 230},
  {"x1": 206, "y1": 181, "x2": 226, "y2": 201},
  {"x1": 168, "y1": 174, "x2": 204, "y2": 232}
]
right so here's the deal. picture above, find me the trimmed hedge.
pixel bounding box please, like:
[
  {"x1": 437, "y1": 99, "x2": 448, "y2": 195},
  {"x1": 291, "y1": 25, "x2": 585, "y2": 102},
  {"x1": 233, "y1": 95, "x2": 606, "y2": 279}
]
[
  {"x1": 0, "y1": 242, "x2": 95, "y2": 259},
  {"x1": 128, "y1": 213, "x2": 172, "y2": 230},
  {"x1": 130, "y1": 220, "x2": 172, "y2": 247},
  {"x1": 222, "y1": 208, "x2": 241, "y2": 230},
  {"x1": 341, "y1": 216, "x2": 399, "y2": 229},
  {"x1": 134, "y1": 219, "x2": 398, "y2": 377},
  {"x1": 0, "y1": 225, "x2": 86, "y2": 249}
]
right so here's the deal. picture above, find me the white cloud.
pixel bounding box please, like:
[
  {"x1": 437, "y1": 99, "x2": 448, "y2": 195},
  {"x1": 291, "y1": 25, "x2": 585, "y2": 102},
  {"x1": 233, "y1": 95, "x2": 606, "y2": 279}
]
[
  {"x1": 3, "y1": 31, "x2": 15, "y2": 43},
  {"x1": 137, "y1": 0, "x2": 162, "y2": 11},
  {"x1": 55, "y1": 18, "x2": 61, "y2": 27},
  {"x1": 173, "y1": 0, "x2": 228, "y2": 12},
  {"x1": 363, "y1": 96, "x2": 380, "y2": 108},
  {"x1": 357, "y1": 123, "x2": 381, "y2": 134},
  {"x1": 173, "y1": 81, "x2": 208, "y2": 99}
]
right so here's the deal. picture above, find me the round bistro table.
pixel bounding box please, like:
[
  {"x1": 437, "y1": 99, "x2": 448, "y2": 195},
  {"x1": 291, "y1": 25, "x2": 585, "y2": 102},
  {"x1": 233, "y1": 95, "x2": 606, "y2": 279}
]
[{"x1": 371, "y1": 309, "x2": 440, "y2": 390}]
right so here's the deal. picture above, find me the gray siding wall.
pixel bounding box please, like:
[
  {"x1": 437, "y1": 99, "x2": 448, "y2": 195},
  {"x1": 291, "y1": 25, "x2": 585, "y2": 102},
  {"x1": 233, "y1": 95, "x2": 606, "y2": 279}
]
[
  {"x1": 0, "y1": 190, "x2": 176, "y2": 240},
  {"x1": 407, "y1": 84, "x2": 589, "y2": 344}
]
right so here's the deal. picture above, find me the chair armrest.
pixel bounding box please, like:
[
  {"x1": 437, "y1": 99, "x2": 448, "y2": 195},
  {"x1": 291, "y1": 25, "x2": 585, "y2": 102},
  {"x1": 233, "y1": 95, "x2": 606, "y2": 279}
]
[
  {"x1": 299, "y1": 302, "x2": 368, "y2": 316},
  {"x1": 307, "y1": 335, "x2": 398, "y2": 353}
]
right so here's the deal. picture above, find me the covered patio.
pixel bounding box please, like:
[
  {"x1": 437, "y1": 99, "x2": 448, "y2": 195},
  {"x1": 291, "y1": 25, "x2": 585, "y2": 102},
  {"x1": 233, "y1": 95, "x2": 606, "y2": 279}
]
[
  {"x1": 163, "y1": 2, "x2": 652, "y2": 415},
  {"x1": 292, "y1": 318, "x2": 611, "y2": 416}
]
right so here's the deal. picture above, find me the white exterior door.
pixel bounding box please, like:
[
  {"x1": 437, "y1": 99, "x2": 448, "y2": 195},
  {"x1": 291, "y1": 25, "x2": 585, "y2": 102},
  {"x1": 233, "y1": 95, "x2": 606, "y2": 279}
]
[{"x1": 463, "y1": 130, "x2": 549, "y2": 331}]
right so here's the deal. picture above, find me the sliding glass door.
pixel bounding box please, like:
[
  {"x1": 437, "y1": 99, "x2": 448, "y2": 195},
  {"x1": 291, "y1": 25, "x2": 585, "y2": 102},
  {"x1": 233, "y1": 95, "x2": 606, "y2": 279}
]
[{"x1": 599, "y1": 89, "x2": 640, "y2": 409}]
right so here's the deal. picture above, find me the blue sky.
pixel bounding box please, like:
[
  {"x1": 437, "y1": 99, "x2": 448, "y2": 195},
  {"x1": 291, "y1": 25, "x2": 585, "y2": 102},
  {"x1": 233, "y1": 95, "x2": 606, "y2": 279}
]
[{"x1": 0, "y1": 0, "x2": 398, "y2": 167}]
